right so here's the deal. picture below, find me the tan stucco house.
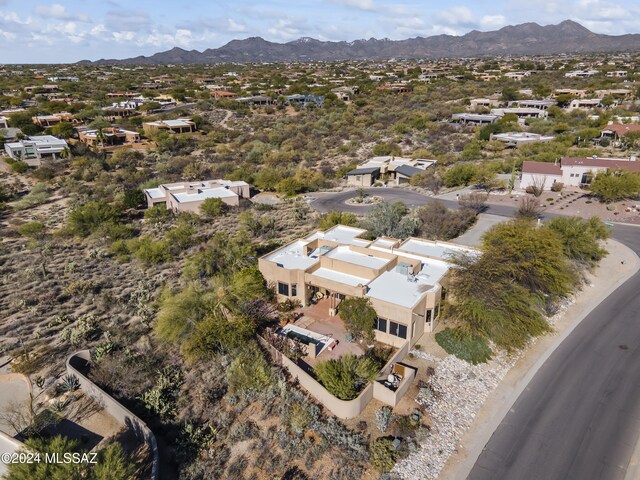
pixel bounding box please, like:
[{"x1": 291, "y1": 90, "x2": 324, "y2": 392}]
[
  {"x1": 144, "y1": 179, "x2": 251, "y2": 213},
  {"x1": 259, "y1": 224, "x2": 474, "y2": 349}
]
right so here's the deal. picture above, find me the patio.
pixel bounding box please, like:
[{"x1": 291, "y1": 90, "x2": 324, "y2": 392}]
[{"x1": 294, "y1": 298, "x2": 366, "y2": 364}]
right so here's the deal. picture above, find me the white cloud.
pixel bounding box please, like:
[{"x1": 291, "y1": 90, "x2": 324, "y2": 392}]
[
  {"x1": 480, "y1": 14, "x2": 507, "y2": 29},
  {"x1": 227, "y1": 18, "x2": 246, "y2": 33},
  {"x1": 329, "y1": 0, "x2": 377, "y2": 12},
  {"x1": 267, "y1": 18, "x2": 302, "y2": 40},
  {"x1": 35, "y1": 3, "x2": 88, "y2": 22},
  {"x1": 434, "y1": 6, "x2": 474, "y2": 26}
]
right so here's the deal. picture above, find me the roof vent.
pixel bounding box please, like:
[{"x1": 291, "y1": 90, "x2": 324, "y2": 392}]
[{"x1": 396, "y1": 262, "x2": 411, "y2": 275}]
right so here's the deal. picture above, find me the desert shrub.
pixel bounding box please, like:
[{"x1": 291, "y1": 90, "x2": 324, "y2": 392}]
[
  {"x1": 375, "y1": 406, "x2": 393, "y2": 433},
  {"x1": 517, "y1": 197, "x2": 543, "y2": 219},
  {"x1": 165, "y1": 224, "x2": 197, "y2": 251},
  {"x1": 444, "y1": 164, "x2": 476, "y2": 187},
  {"x1": 144, "y1": 205, "x2": 173, "y2": 224},
  {"x1": 590, "y1": 170, "x2": 640, "y2": 201},
  {"x1": 435, "y1": 327, "x2": 492, "y2": 364},
  {"x1": 318, "y1": 211, "x2": 358, "y2": 230},
  {"x1": 409, "y1": 170, "x2": 443, "y2": 193},
  {"x1": 60, "y1": 314, "x2": 100, "y2": 346},
  {"x1": 4, "y1": 436, "x2": 136, "y2": 480},
  {"x1": 12, "y1": 183, "x2": 50, "y2": 210},
  {"x1": 458, "y1": 192, "x2": 488, "y2": 212},
  {"x1": 360, "y1": 201, "x2": 417, "y2": 238},
  {"x1": 370, "y1": 437, "x2": 398, "y2": 472},
  {"x1": 550, "y1": 182, "x2": 564, "y2": 192},
  {"x1": 547, "y1": 216, "x2": 609, "y2": 266},
  {"x1": 239, "y1": 210, "x2": 278, "y2": 238},
  {"x1": 417, "y1": 201, "x2": 477, "y2": 240},
  {"x1": 127, "y1": 236, "x2": 172, "y2": 265},
  {"x1": 199, "y1": 197, "x2": 227, "y2": 217},
  {"x1": 66, "y1": 200, "x2": 120, "y2": 237},
  {"x1": 227, "y1": 342, "x2": 272, "y2": 394},
  {"x1": 314, "y1": 354, "x2": 380, "y2": 400},
  {"x1": 139, "y1": 366, "x2": 183, "y2": 419}
]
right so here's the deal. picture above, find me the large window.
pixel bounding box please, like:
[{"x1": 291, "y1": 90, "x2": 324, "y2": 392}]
[
  {"x1": 389, "y1": 321, "x2": 407, "y2": 339},
  {"x1": 278, "y1": 282, "x2": 289, "y2": 296},
  {"x1": 376, "y1": 317, "x2": 387, "y2": 333}
]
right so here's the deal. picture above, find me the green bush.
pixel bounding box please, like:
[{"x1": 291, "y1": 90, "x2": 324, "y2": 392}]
[
  {"x1": 67, "y1": 200, "x2": 120, "y2": 237},
  {"x1": 314, "y1": 353, "x2": 381, "y2": 400},
  {"x1": 370, "y1": 437, "x2": 398, "y2": 472},
  {"x1": 590, "y1": 170, "x2": 640, "y2": 201},
  {"x1": 318, "y1": 211, "x2": 358, "y2": 230},
  {"x1": 199, "y1": 197, "x2": 227, "y2": 217},
  {"x1": 444, "y1": 164, "x2": 477, "y2": 187},
  {"x1": 435, "y1": 327, "x2": 492, "y2": 364},
  {"x1": 127, "y1": 236, "x2": 172, "y2": 265},
  {"x1": 338, "y1": 297, "x2": 376, "y2": 342}
]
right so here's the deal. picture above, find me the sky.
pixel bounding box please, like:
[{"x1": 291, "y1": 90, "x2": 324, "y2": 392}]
[{"x1": 1, "y1": 0, "x2": 640, "y2": 63}]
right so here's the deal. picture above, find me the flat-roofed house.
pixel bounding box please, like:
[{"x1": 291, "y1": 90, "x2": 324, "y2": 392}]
[
  {"x1": 490, "y1": 132, "x2": 555, "y2": 147},
  {"x1": 567, "y1": 98, "x2": 603, "y2": 111},
  {"x1": 32, "y1": 112, "x2": 77, "y2": 127},
  {"x1": 144, "y1": 179, "x2": 251, "y2": 212},
  {"x1": 4, "y1": 135, "x2": 68, "y2": 166},
  {"x1": 142, "y1": 118, "x2": 196, "y2": 135},
  {"x1": 259, "y1": 224, "x2": 476, "y2": 348},
  {"x1": 490, "y1": 107, "x2": 548, "y2": 119},
  {"x1": 451, "y1": 113, "x2": 499, "y2": 125},
  {"x1": 77, "y1": 127, "x2": 141, "y2": 150},
  {"x1": 469, "y1": 97, "x2": 502, "y2": 111}
]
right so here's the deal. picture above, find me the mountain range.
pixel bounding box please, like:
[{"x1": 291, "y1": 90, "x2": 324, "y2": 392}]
[{"x1": 78, "y1": 20, "x2": 640, "y2": 65}]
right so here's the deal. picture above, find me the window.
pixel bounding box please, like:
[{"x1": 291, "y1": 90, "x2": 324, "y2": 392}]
[
  {"x1": 376, "y1": 317, "x2": 387, "y2": 333},
  {"x1": 434, "y1": 304, "x2": 440, "y2": 319},
  {"x1": 389, "y1": 321, "x2": 407, "y2": 339},
  {"x1": 277, "y1": 282, "x2": 289, "y2": 296},
  {"x1": 398, "y1": 324, "x2": 407, "y2": 339},
  {"x1": 291, "y1": 284, "x2": 297, "y2": 296},
  {"x1": 390, "y1": 321, "x2": 398, "y2": 336},
  {"x1": 425, "y1": 309, "x2": 432, "y2": 323}
]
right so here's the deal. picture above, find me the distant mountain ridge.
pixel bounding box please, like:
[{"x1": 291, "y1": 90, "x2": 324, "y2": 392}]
[{"x1": 78, "y1": 20, "x2": 640, "y2": 65}]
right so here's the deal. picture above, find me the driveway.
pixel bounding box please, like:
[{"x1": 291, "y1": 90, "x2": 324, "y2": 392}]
[{"x1": 0, "y1": 374, "x2": 31, "y2": 434}]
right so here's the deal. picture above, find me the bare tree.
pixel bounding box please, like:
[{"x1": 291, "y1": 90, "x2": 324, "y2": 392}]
[
  {"x1": 526, "y1": 175, "x2": 547, "y2": 197},
  {"x1": 517, "y1": 197, "x2": 544, "y2": 219},
  {"x1": 459, "y1": 192, "x2": 488, "y2": 213}
]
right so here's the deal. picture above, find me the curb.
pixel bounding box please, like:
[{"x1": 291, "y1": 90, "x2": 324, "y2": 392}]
[{"x1": 443, "y1": 239, "x2": 640, "y2": 480}]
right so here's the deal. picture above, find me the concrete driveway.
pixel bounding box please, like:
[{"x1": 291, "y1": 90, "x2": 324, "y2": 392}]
[
  {"x1": 0, "y1": 374, "x2": 31, "y2": 434},
  {"x1": 453, "y1": 214, "x2": 506, "y2": 246}
]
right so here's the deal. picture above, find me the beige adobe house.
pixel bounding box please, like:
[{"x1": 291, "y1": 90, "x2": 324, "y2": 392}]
[
  {"x1": 77, "y1": 127, "x2": 141, "y2": 151},
  {"x1": 258, "y1": 225, "x2": 475, "y2": 418},
  {"x1": 259, "y1": 225, "x2": 474, "y2": 348},
  {"x1": 142, "y1": 118, "x2": 196, "y2": 135},
  {"x1": 346, "y1": 156, "x2": 437, "y2": 187},
  {"x1": 144, "y1": 179, "x2": 251, "y2": 213},
  {"x1": 32, "y1": 112, "x2": 77, "y2": 127}
]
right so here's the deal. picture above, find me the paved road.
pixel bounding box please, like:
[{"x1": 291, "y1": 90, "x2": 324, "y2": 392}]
[{"x1": 310, "y1": 187, "x2": 640, "y2": 480}]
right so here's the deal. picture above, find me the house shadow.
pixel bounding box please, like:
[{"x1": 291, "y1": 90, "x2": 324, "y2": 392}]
[{"x1": 45, "y1": 418, "x2": 103, "y2": 450}]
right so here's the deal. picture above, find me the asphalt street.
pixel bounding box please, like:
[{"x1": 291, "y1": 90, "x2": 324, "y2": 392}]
[{"x1": 310, "y1": 187, "x2": 640, "y2": 480}]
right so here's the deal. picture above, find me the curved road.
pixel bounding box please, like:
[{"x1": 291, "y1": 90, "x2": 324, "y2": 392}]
[{"x1": 310, "y1": 187, "x2": 640, "y2": 480}]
